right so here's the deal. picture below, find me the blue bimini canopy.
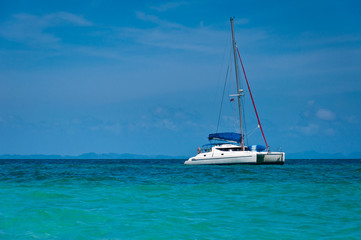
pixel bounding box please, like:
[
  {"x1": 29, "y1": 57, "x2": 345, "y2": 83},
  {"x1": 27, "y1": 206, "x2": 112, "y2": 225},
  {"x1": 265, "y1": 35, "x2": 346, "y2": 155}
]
[
  {"x1": 248, "y1": 145, "x2": 266, "y2": 152},
  {"x1": 208, "y1": 132, "x2": 242, "y2": 143}
]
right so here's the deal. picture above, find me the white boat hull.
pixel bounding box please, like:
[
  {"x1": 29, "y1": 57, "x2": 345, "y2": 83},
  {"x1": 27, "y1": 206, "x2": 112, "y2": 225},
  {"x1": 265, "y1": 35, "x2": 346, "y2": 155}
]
[{"x1": 184, "y1": 151, "x2": 285, "y2": 165}]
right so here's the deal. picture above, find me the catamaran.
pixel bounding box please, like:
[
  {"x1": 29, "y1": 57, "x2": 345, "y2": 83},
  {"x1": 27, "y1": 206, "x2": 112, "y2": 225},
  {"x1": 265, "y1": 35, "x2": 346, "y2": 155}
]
[{"x1": 184, "y1": 18, "x2": 285, "y2": 165}]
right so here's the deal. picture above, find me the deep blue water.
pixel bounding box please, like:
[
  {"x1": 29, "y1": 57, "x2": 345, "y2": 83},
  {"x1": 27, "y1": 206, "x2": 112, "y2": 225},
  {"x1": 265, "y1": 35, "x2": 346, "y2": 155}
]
[{"x1": 0, "y1": 159, "x2": 360, "y2": 239}]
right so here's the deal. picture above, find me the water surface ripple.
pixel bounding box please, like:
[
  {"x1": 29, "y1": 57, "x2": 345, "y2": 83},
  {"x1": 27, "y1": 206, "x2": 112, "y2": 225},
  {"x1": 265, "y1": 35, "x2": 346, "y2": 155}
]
[{"x1": 0, "y1": 159, "x2": 360, "y2": 239}]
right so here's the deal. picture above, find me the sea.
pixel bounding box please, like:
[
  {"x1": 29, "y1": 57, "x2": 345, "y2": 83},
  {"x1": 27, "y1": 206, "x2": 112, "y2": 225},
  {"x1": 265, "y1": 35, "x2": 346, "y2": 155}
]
[{"x1": 0, "y1": 159, "x2": 360, "y2": 240}]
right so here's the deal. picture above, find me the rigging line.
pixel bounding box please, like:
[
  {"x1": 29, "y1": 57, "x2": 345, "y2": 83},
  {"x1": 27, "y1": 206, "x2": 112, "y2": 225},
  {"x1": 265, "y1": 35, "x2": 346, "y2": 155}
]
[
  {"x1": 241, "y1": 93, "x2": 248, "y2": 145},
  {"x1": 247, "y1": 125, "x2": 260, "y2": 137},
  {"x1": 236, "y1": 46, "x2": 269, "y2": 151},
  {"x1": 216, "y1": 63, "x2": 230, "y2": 133},
  {"x1": 212, "y1": 27, "x2": 232, "y2": 116}
]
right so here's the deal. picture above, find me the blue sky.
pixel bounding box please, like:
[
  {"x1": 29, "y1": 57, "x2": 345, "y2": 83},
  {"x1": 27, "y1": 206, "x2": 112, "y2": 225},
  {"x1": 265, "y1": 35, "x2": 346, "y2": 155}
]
[{"x1": 0, "y1": 0, "x2": 360, "y2": 157}]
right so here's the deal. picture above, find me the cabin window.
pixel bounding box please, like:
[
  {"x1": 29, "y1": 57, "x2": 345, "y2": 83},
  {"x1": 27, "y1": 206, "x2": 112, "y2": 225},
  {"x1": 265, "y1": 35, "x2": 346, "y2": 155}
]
[
  {"x1": 216, "y1": 147, "x2": 243, "y2": 152},
  {"x1": 216, "y1": 148, "x2": 230, "y2": 152},
  {"x1": 201, "y1": 148, "x2": 212, "y2": 153},
  {"x1": 231, "y1": 148, "x2": 242, "y2": 151}
]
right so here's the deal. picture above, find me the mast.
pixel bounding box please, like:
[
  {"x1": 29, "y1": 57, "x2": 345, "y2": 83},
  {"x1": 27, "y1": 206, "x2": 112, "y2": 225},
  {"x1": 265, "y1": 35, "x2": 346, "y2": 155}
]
[{"x1": 230, "y1": 17, "x2": 244, "y2": 150}]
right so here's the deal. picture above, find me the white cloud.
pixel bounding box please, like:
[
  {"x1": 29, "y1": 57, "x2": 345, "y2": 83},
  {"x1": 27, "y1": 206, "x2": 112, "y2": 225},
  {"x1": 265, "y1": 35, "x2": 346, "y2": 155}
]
[
  {"x1": 324, "y1": 128, "x2": 336, "y2": 136},
  {"x1": 70, "y1": 118, "x2": 123, "y2": 134},
  {"x1": 123, "y1": 12, "x2": 229, "y2": 54},
  {"x1": 307, "y1": 100, "x2": 315, "y2": 105},
  {"x1": 48, "y1": 12, "x2": 92, "y2": 26},
  {"x1": 128, "y1": 106, "x2": 198, "y2": 132},
  {"x1": 150, "y1": 1, "x2": 188, "y2": 12},
  {"x1": 344, "y1": 115, "x2": 358, "y2": 124},
  {"x1": 292, "y1": 123, "x2": 319, "y2": 136},
  {"x1": 75, "y1": 46, "x2": 127, "y2": 61},
  {"x1": 156, "y1": 118, "x2": 177, "y2": 131},
  {"x1": 0, "y1": 14, "x2": 59, "y2": 44},
  {"x1": 122, "y1": 12, "x2": 273, "y2": 56},
  {"x1": 120, "y1": 26, "x2": 222, "y2": 54},
  {"x1": 292, "y1": 33, "x2": 361, "y2": 48},
  {"x1": 0, "y1": 12, "x2": 92, "y2": 45},
  {"x1": 316, "y1": 108, "x2": 336, "y2": 121},
  {"x1": 135, "y1": 11, "x2": 185, "y2": 29}
]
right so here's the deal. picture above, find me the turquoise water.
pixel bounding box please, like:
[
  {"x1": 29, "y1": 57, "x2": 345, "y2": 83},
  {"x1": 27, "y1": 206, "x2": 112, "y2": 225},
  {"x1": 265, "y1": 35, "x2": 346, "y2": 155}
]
[{"x1": 0, "y1": 159, "x2": 360, "y2": 239}]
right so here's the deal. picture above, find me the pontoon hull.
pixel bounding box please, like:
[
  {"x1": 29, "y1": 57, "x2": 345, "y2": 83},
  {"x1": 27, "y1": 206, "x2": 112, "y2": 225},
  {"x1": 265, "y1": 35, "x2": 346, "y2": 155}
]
[{"x1": 184, "y1": 152, "x2": 285, "y2": 165}]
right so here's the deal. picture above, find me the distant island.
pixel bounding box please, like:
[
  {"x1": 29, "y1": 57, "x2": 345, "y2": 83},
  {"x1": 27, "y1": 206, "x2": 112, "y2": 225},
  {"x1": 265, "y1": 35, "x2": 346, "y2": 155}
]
[{"x1": 0, "y1": 151, "x2": 360, "y2": 160}]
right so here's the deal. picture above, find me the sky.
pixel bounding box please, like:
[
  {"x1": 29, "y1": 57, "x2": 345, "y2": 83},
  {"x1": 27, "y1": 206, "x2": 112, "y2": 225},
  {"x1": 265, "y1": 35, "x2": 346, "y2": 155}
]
[{"x1": 0, "y1": 0, "x2": 361, "y2": 157}]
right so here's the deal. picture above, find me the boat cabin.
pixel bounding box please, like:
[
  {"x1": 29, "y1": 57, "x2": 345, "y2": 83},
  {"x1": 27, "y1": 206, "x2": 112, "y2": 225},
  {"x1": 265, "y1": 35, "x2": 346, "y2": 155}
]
[
  {"x1": 199, "y1": 143, "x2": 248, "y2": 153},
  {"x1": 198, "y1": 143, "x2": 265, "y2": 154}
]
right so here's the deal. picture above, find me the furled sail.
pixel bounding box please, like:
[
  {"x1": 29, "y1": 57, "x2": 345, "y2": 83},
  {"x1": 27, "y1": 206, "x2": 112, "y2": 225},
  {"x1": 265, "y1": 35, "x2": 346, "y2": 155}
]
[{"x1": 208, "y1": 132, "x2": 242, "y2": 143}]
